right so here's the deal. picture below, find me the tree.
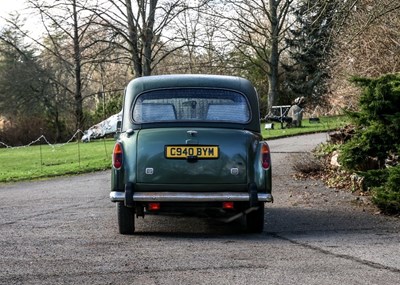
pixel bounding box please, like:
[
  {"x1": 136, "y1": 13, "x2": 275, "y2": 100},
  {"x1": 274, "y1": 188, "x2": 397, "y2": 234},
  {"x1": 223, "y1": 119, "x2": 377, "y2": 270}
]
[
  {"x1": 25, "y1": 0, "x2": 108, "y2": 131},
  {"x1": 327, "y1": 0, "x2": 400, "y2": 112},
  {"x1": 0, "y1": 17, "x2": 69, "y2": 142},
  {"x1": 157, "y1": 1, "x2": 231, "y2": 74},
  {"x1": 1, "y1": 28, "x2": 40, "y2": 116},
  {"x1": 283, "y1": 0, "x2": 336, "y2": 107},
  {"x1": 219, "y1": 0, "x2": 294, "y2": 113},
  {"x1": 88, "y1": 0, "x2": 209, "y2": 78}
]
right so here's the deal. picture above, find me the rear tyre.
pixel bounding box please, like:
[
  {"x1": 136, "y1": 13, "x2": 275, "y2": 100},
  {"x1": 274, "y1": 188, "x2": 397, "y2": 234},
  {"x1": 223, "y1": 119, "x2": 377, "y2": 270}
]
[
  {"x1": 117, "y1": 202, "x2": 135, "y2": 234},
  {"x1": 246, "y1": 202, "x2": 265, "y2": 233}
]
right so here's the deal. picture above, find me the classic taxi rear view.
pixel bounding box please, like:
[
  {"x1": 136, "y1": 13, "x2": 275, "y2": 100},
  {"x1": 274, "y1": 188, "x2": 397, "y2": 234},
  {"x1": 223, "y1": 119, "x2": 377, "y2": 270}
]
[{"x1": 110, "y1": 74, "x2": 273, "y2": 234}]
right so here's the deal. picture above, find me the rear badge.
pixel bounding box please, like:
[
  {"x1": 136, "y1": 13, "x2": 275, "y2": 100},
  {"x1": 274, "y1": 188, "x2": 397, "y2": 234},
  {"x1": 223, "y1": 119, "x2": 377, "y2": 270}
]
[
  {"x1": 145, "y1": 168, "x2": 154, "y2": 175},
  {"x1": 230, "y1": 168, "x2": 239, "y2": 176}
]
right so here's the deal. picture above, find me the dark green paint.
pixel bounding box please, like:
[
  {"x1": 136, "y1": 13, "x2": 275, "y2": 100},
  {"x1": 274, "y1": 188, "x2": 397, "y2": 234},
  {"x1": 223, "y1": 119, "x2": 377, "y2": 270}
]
[{"x1": 112, "y1": 74, "x2": 271, "y2": 195}]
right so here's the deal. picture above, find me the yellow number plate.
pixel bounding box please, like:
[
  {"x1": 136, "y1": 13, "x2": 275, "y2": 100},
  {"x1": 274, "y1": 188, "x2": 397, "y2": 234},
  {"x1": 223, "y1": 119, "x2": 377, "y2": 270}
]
[{"x1": 165, "y1": 146, "x2": 219, "y2": 159}]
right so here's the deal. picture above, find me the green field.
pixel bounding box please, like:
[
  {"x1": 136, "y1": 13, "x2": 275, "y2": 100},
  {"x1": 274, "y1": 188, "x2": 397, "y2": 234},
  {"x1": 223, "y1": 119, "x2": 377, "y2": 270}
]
[
  {"x1": 262, "y1": 115, "x2": 349, "y2": 139},
  {"x1": 0, "y1": 139, "x2": 115, "y2": 182},
  {"x1": 0, "y1": 116, "x2": 349, "y2": 182}
]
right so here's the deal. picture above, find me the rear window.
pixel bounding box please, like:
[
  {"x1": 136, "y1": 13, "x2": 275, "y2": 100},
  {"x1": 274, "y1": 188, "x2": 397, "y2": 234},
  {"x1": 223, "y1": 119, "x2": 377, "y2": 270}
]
[{"x1": 132, "y1": 88, "x2": 250, "y2": 123}]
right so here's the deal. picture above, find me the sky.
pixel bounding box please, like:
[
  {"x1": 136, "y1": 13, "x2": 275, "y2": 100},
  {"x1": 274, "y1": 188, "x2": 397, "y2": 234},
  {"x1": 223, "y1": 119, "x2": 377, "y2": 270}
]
[
  {"x1": 0, "y1": 0, "x2": 26, "y2": 18},
  {"x1": 0, "y1": 1, "x2": 45, "y2": 39},
  {"x1": 0, "y1": 1, "x2": 28, "y2": 28}
]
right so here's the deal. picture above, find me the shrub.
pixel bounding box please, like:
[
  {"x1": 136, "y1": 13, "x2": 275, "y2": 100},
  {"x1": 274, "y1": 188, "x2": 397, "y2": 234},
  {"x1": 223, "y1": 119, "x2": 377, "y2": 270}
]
[
  {"x1": 291, "y1": 153, "x2": 324, "y2": 175},
  {"x1": 332, "y1": 73, "x2": 400, "y2": 214},
  {"x1": 0, "y1": 116, "x2": 69, "y2": 146},
  {"x1": 314, "y1": 142, "x2": 341, "y2": 158},
  {"x1": 339, "y1": 73, "x2": 400, "y2": 171},
  {"x1": 372, "y1": 165, "x2": 400, "y2": 214},
  {"x1": 359, "y1": 169, "x2": 389, "y2": 189}
]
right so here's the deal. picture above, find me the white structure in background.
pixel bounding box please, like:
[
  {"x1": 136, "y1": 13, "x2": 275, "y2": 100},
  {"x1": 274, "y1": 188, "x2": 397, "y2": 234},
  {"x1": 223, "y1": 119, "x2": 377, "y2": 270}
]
[{"x1": 82, "y1": 111, "x2": 122, "y2": 142}]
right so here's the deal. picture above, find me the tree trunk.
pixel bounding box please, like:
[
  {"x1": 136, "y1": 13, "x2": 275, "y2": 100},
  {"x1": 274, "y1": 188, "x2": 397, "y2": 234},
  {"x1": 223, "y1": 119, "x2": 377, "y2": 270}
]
[
  {"x1": 126, "y1": 0, "x2": 143, "y2": 77},
  {"x1": 267, "y1": 0, "x2": 279, "y2": 113},
  {"x1": 72, "y1": 0, "x2": 84, "y2": 131},
  {"x1": 142, "y1": 0, "x2": 157, "y2": 76}
]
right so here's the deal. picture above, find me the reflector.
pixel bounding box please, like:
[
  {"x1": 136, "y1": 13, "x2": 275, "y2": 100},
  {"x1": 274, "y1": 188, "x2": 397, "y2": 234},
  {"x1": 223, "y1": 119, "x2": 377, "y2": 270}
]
[
  {"x1": 222, "y1": 202, "x2": 234, "y2": 209},
  {"x1": 148, "y1": 203, "x2": 160, "y2": 211}
]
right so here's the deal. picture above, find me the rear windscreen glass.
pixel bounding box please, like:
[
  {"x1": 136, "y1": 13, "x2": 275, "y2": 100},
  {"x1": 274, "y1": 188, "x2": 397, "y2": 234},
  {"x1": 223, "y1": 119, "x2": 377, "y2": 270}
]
[{"x1": 132, "y1": 88, "x2": 250, "y2": 123}]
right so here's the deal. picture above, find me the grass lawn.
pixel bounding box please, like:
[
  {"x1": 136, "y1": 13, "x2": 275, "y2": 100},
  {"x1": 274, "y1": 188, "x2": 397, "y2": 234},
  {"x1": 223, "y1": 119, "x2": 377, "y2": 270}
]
[
  {"x1": 0, "y1": 116, "x2": 349, "y2": 182},
  {"x1": 262, "y1": 115, "x2": 349, "y2": 139},
  {"x1": 0, "y1": 139, "x2": 115, "y2": 183}
]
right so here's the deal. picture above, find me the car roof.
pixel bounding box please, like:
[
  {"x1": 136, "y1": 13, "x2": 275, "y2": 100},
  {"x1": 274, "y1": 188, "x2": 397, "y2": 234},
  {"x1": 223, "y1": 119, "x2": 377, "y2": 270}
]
[{"x1": 126, "y1": 74, "x2": 252, "y2": 93}]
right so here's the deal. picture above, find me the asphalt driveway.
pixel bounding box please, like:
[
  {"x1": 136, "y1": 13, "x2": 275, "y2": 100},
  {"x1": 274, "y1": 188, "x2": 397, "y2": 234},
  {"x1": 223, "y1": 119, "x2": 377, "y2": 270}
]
[{"x1": 0, "y1": 133, "x2": 399, "y2": 285}]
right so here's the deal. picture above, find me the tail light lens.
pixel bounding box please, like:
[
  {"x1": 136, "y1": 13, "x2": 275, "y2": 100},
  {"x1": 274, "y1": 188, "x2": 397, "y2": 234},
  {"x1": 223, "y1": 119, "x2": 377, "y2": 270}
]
[
  {"x1": 113, "y1": 142, "x2": 123, "y2": 169},
  {"x1": 222, "y1": 202, "x2": 234, "y2": 209},
  {"x1": 148, "y1": 203, "x2": 161, "y2": 211},
  {"x1": 261, "y1": 142, "x2": 271, "y2": 169}
]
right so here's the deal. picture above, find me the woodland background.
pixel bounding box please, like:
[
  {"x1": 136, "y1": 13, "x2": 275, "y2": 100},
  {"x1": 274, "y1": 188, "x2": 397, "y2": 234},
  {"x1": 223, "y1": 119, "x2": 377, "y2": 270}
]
[{"x1": 0, "y1": 0, "x2": 399, "y2": 145}]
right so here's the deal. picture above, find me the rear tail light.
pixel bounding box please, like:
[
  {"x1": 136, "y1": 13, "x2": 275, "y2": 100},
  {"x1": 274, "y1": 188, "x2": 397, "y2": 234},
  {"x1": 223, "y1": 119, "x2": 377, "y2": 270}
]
[
  {"x1": 222, "y1": 202, "x2": 234, "y2": 209},
  {"x1": 113, "y1": 142, "x2": 123, "y2": 169},
  {"x1": 148, "y1": 203, "x2": 160, "y2": 211},
  {"x1": 261, "y1": 142, "x2": 271, "y2": 169}
]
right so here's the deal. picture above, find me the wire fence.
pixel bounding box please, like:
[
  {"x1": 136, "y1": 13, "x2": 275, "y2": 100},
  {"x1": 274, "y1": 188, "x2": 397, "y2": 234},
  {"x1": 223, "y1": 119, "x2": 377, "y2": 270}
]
[
  {"x1": 0, "y1": 130, "x2": 84, "y2": 149},
  {"x1": 0, "y1": 130, "x2": 115, "y2": 182},
  {"x1": 1, "y1": 117, "x2": 346, "y2": 182}
]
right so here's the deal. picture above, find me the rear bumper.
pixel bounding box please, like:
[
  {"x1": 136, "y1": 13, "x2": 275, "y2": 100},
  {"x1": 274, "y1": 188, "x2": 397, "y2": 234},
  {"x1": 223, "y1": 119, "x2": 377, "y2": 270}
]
[{"x1": 110, "y1": 191, "x2": 273, "y2": 203}]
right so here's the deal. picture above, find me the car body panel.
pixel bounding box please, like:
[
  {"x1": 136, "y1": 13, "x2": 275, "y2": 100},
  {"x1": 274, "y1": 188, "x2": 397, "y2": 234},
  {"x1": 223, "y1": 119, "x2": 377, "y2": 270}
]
[{"x1": 136, "y1": 128, "x2": 253, "y2": 184}]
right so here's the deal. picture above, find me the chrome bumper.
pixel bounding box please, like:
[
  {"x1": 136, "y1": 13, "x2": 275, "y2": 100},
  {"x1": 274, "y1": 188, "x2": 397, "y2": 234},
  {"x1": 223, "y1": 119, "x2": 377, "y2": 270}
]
[{"x1": 110, "y1": 191, "x2": 273, "y2": 203}]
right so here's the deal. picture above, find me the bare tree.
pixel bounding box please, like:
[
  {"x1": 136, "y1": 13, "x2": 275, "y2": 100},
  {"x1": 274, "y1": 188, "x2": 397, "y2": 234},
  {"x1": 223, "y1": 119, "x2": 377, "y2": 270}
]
[
  {"x1": 87, "y1": 0, "x2": 210, "y2": 78},
  {"x1": 23, "y1": 0, "x2": 114, "y2": 131},
  {"x1": 217, "y1": 0, "x2": 294, "y2": 113},
  {"x1": 158, "y1": 1, "x2": 229, "y2": 74},
  {"x1": 328, "y1": 0, "x2": 400, "y2": 112},
  {"x1": 173, "y1": 6, "x2": 201, "y2": 73}
]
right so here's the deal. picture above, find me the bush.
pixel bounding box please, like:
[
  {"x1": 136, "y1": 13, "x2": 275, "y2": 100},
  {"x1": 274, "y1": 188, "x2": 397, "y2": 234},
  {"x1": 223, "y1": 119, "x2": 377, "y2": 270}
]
[
  {"x1": 359, "y1": 169, "x2": 389, "y2": 189},
  {"x1": 372, "y1": 165, "x2": 400, "y2": 214},
  {"x1": 339, "y1": 73, "x2": 400, "y2": 171},
  {"x1": 329, "y1": 73, "x2": 400, "y2": 214},
  {"x1": 291, "y1": 153, "x2": 324, "y2": 175},
  {"x1": 0, "y1": 116, "x2": 69, "y2": 146}
]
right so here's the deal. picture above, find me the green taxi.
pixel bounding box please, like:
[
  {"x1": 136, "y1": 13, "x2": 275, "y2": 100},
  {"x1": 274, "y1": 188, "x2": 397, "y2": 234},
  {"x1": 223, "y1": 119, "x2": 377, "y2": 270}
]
[{"x1": 110, "y1": 74, "x2": 273, "y2": 234}]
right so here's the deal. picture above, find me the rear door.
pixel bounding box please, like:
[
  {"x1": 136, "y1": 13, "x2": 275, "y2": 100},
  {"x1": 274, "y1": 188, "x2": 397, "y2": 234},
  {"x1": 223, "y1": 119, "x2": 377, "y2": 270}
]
[{"x1": 136, "y1": 128, "x2": 258, "y2": 184}]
